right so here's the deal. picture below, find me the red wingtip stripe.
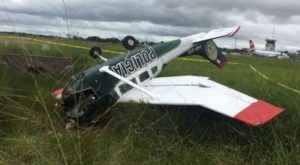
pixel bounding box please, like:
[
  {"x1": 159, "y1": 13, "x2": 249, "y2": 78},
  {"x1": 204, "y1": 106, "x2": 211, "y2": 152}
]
[
  {"x1": 229, "y1": 26, "x2": 240, "y2": 37},
  {"x1": 52, "y1": 88, "x2": 64, "y2": 97},
  {"x1": 234, "y1": 100, "x2": 283, "y2": 126}
]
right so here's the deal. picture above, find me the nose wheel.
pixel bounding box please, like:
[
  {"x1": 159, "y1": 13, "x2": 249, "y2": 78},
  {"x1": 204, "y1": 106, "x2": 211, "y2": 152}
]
[{"x1": 89, "y1": 46, "x2": 102, "y2": 59}]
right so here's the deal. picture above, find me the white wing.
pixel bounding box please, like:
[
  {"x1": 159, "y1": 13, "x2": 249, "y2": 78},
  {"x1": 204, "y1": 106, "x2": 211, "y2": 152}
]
[
  {"x1": 118, "y1": 76, "x2": 283, "y2": 126},
  {"x1": 189, "y1": 26, "x2": 240, "y2": 43}
]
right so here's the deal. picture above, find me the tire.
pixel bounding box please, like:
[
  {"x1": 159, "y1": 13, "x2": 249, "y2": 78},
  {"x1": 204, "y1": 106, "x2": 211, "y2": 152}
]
[
  {"x1": 89, "y1": 46, "x2": 102, "y2": 59},
  {"x1": 205, "y1": 40, "x2": 218, "y2": 61},
  {"x1": 122, "y1": 36, "x2": 137, "y2": 50}
]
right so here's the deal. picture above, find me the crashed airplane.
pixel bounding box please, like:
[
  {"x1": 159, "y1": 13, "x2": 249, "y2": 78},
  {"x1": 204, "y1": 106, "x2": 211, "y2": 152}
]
[{"x1": 53, "y1": 26, "x2": 283, "y2": 127}]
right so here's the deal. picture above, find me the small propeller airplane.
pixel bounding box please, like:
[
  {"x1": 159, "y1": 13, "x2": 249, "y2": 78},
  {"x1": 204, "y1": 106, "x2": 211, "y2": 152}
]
[{"x1": 52, "y1": 26, "x2": 283, "y2": 127}]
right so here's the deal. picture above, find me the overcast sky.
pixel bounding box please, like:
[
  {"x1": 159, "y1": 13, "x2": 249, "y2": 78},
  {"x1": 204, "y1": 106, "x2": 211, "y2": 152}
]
[{"x1": 1, "y1": 0, "x2": 300, "y2": 52}]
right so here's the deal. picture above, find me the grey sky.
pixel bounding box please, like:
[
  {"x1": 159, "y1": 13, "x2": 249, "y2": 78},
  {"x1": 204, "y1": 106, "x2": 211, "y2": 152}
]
[{"x1": 1, "y1": 0, "x2": 300, "y2": 51}]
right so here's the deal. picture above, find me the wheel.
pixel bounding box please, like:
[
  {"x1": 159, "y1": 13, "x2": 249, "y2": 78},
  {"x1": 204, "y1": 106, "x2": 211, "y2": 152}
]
[
  {"x1": 89, "y1": 46, "x2": 102, "y2": 59},
  {"x1": 205, "y1": 40, "x2": 218, "y2": 61},
  {"x1": 122, "y1": 36, "x2": 137, "y2": 50}
]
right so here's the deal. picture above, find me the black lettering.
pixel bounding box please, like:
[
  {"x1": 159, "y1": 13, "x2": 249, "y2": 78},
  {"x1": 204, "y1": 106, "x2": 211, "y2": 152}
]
[
  {"x1": 119, "y1": 62, "x2": 128, "y2": 76},
  {"x1": 148, "y1": 47, "x2": 157, "y2": 60},
  {"x1": 111, "y1": 63, "x2": 125, "y2": 77},
  {"x1": 125, "y1": 59, "x2": 135, "y2": 73},
  {"x1": 131, "y1": 56, "x2": 140, "y2": 69},
  {"x1": 141, "y1": 50, "x2": 151, "y2": 63},
  {"x1": 111, "y1": 47, "x2": 158, "y2": 77},
  {"x1": 135, "y1": 53, "x2": 145, "y2": 67}
]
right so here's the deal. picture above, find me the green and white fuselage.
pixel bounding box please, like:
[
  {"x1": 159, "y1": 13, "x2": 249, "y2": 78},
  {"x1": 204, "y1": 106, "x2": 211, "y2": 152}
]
[{"x1": 67, "y1": 33, "x2": 223, "y2": 100}]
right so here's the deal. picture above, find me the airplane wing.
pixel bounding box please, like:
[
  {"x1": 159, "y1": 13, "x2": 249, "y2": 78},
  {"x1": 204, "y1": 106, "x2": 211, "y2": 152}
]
[
  {"x1": 117, "y1": 76, "x2": 283, "y2": 126},
  {"x1": 190, "y1": 26, "x2": 240, "y2": 43}
]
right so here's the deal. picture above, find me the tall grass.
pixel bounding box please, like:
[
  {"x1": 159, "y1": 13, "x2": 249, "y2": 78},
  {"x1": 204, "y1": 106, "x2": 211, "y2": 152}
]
[{"x1": 0, "y1": 36, "x2": 300, "y2": 164}]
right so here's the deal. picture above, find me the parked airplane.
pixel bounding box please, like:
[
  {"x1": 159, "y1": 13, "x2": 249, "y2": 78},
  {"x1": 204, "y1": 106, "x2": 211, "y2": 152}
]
[
  {"x1": 249, "y1": 40, "x2": 289, "y2": 59},
  {"x1": 52, "y1": 26, "x2": 283, "y2": 127}
]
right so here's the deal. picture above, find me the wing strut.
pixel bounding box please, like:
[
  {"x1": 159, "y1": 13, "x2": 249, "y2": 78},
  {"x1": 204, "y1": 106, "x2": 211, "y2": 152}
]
[{"x1": 99, "y1": 66, "x2": 156, "y2": 98}]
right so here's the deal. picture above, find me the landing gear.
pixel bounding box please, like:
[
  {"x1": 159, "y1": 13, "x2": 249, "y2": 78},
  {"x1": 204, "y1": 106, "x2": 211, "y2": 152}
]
[
  {"x1": 205, "y1": 40, "x2": 218, "y2": 61},
  {"x1": 89, "y1": 46, "x2": 107, "y2": 61},
  {"x1": 122, "y1": 36, "x2": 137, "y2": 50},
  {"x1": 89, "y1": 46, "x2": 102, "y2": 59}
]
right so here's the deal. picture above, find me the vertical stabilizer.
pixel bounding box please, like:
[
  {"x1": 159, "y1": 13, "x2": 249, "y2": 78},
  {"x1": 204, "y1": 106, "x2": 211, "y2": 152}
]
[{"x1": 249, "y1": 40, "x2": 255, "y2": 50}]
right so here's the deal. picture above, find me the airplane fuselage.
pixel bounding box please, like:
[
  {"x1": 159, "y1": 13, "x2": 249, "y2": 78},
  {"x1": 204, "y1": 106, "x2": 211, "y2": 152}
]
[
  {"x1": 62, "y1": 36, "x2": 201, "y2": 118},
  {"x1": 61, "y1": 28, "x2": 230, "y2": 124},
  {"x1": 252, "y1": 49, "x2": 288, "y2": 58},
  {"x1": 63, "y1": 32, "x2": 214, "y2": 98}
]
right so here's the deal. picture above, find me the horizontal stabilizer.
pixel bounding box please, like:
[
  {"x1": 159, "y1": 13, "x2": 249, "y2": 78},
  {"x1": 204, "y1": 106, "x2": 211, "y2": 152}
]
[
  {"x1": 191, "y1": 26, "x2": 240, "y2": 43},
  {"x1": 179, "y1": 26, "x2": 240, "y2": 68}
]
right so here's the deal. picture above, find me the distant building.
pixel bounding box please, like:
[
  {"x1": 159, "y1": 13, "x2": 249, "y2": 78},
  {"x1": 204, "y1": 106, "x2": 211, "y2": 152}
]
[
  {"x1": 265, "y1": 38, "x2": 276, "y2": 51},
  {"x1": 265, "y1": 27, "x2": 277, "y2": 51}
]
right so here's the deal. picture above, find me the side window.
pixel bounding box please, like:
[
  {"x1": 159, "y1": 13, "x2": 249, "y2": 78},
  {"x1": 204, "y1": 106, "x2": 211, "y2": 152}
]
[
  {"x1": 139, "y1": 71, "x2": 150, "y2": 82},
  {"x1": 151, "y1": 66, "x2": 158, "y2": 75},
  {"x1": 119, "y1": 78, "x2": 137, "y2": 94}
]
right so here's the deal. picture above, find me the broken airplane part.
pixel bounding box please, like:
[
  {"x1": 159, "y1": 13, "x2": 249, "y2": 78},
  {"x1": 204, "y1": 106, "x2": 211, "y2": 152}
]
[{"x1": 53, "y1": 26, "x2": 283, "y2": 127}]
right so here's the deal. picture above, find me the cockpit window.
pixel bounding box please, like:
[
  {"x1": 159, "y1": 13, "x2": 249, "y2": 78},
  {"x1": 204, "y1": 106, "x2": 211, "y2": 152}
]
[
  {"x1": 119, "y1": 78, "x2": 137, "y2": 94},
  {"x1": 139, "y1": 71, "x2": 150, "y2": 82}
]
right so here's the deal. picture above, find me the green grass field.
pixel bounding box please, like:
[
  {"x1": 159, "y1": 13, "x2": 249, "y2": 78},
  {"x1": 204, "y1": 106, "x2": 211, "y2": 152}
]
[{"x1": 0, "y1": 35, "x2": 300, "y2": 164}]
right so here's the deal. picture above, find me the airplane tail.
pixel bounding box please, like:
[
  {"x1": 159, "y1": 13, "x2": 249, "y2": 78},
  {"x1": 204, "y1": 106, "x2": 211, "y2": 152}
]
[
  {"x1": 249, "y1": 40, "x2": 255, "y2": 50},
  {"x1": 181, "y1": 40, "x2": 227, "y2": 68},
  {"x1": 179, "y1": 26, "x2": 241, "y2": 68}
]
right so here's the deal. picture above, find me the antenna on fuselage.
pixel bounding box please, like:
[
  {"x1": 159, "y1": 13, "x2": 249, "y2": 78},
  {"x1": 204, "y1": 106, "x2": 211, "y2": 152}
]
[{"x1": 89, "y1": 46, "x2": 107, "y2": 61}]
